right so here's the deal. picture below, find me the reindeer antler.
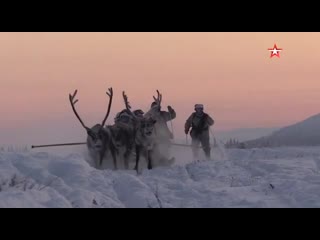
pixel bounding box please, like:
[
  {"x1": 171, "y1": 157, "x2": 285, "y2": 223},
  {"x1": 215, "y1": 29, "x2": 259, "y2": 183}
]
[
  {"x1": 122, "y1": 91, "x2": 132, "y2": 111},
  {"x1": 122, "y1": 91, "x2": 141, "y2": 121},
  {"x1": 153, "y1": 90, "x2": 162, "y2": 107},
  {"x1": 69, "y1": 90, "x2": 89, "y2": 130},
  {"x1": 101, "y1": 88, "x2": 114, "y2": 127}
]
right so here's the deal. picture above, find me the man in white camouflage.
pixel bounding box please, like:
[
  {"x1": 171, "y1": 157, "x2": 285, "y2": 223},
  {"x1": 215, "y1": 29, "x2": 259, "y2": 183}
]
[
  {"x1": 185, "y1": 104, "x2": 215, "y2": 160},
  {"x1": 145, "y1": 101, "x2": 176, "y2": 165}
]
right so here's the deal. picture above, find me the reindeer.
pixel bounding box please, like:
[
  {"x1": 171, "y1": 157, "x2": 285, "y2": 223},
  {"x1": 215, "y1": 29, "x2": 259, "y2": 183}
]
[
  {"x1": 107, "y1": 92, "x2": 140, "y2": 170},
  {"x1": 69, "y1": 88, "x2": 118, "y2": 169},
  {"x1": 109, "y1": 120, "x2": 136, "y2": 170},
  {"x1": 122, "y1": 91, "x2": 159, "y2": 173}
]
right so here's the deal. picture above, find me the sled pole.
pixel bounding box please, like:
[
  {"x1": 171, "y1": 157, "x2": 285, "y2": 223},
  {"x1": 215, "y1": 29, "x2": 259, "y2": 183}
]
[
  {"x1": 31, "y1": 142, "x2": 208, "y2": 149},
  {"x1": 171, "y1": 142, "x2": 217, "y2": 149},
  {"x1": 171, "y1": 143, "x2": 203, "y2": 149},
  {"x1": 31, "y1": 142, "x2": 87, "y2": 149},
  {"x1": 168, "y1": 109, "x2": 175, "y2": 139}
]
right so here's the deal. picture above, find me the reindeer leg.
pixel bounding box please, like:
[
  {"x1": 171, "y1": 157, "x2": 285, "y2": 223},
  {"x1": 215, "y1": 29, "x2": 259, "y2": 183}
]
[
  {"x1": 99, "y1": 150, "x2": 107, "y2": 168},
  {"x1": 134, "y1": 145, "x2": 141, "y2": 173},
  {"x1": 124, "y1": 149, "x2": 130, "y2": 170},
  {"x1": 123, "y1": 140, "x2": 131, "y2": 170},
  {"x1": 93, "y1": 153, "x2": 100, "y2": 169},
  {"x1": 124, "y1": 157, "x2": 129, "y2": 170},
  {"x1": 111, "y1": 147, "x2": 118, "y2": 171},
  {"x1": 147, "y1": 150, "x2": 153, "y2": 170}
]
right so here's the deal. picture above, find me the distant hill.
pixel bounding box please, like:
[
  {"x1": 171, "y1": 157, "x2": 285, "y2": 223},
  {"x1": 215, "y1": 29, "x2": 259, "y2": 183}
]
[
  {"x1": 244, "y1": 113, "x2": 320, "y2": 148},
  {"x1": 215, "y1": 127, "x2": 279, "y2": 143}
]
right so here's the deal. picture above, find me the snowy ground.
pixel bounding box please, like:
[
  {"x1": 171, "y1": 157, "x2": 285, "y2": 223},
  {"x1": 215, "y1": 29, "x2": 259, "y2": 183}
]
[{"x1": 1, "y1": 145, "x2": 320, "y2": 208}]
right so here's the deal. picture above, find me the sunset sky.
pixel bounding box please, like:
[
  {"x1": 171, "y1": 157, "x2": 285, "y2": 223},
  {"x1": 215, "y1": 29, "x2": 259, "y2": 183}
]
[{"x1": 1, "y1": 32, "x2": 320, "y2": 146}]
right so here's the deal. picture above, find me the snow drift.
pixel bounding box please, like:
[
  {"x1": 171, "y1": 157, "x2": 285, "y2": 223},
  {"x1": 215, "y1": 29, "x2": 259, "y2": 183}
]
[{"x1": 1, "y1": 145, "x2": 320, "y2": 208}]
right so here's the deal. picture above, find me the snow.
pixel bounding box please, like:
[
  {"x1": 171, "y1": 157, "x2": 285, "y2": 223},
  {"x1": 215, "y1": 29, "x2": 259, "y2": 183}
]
[{"x1": 1, "y1": 146, "x2": 320, "y2": 208}]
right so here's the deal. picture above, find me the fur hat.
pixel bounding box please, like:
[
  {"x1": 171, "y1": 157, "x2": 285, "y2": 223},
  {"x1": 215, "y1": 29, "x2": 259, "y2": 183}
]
[
  {"x1": 195, "y1": 104, "x2": 204, "y2": 109},
  {"x1": 133, "y1": 109, "x2": 144, "y2": 116}
]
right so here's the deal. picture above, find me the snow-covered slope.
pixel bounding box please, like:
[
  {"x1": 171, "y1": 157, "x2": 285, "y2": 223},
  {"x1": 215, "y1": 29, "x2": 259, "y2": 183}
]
[
  {"x1": 215, "y1": 127, "x2": 279, "y2": 142},
  {"x1": 1, "y1": 146, "x2": 320, "y2": 208},
  {"x1": 245, "y1": 113, "x2": 320, "y2": 148}
]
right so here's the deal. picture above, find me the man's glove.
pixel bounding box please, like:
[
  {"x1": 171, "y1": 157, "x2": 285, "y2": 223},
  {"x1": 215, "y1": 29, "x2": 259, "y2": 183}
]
[{"x1": 168, "y1": 106, "x2": 174, "y2": 112}]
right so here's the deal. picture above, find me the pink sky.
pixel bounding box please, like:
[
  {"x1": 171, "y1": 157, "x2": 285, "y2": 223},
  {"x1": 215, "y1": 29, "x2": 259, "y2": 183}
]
[{"x1": 1, "y1": 32, "x2": 320, "y2": 145}]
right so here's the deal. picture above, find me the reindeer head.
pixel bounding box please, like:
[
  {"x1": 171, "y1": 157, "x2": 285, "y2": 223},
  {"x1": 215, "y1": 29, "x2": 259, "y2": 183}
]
[
  {"x1": 109, "y1": 123, "x2": 134, "y2": 149},
  {"x1": 122, "y1": 91, "x2": 157, "y2": 138},
  {"x1": 140, "y1": 117, "x2": 157, "y2": 138},
  {"x1": 86, "y1": 124, "x2": 111, "y2": 152},
  {"x1": 69, "y1": 88, "x2": 114, "y2": 154}
]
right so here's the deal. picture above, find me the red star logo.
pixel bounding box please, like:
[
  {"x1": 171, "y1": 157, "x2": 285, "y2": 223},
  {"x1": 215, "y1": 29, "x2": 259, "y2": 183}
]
[{"x1": 268, "y1": 44, "x2": 283, "y2": 58}]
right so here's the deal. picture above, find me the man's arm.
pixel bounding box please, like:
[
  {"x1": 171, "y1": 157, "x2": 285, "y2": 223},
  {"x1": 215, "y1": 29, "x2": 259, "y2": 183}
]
[
  {"x1": 167, "y1": 106, "x2": 176, "y2": 120},
  {"x1": 206, "y1": 114, "x2": 215, "y2": 126},
  {"x1": 184, "y1": 113, "x2": 194, "y2": 134},
  {"x1": 162, "y1": 106, "x2": 177, "y2": 121}
]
